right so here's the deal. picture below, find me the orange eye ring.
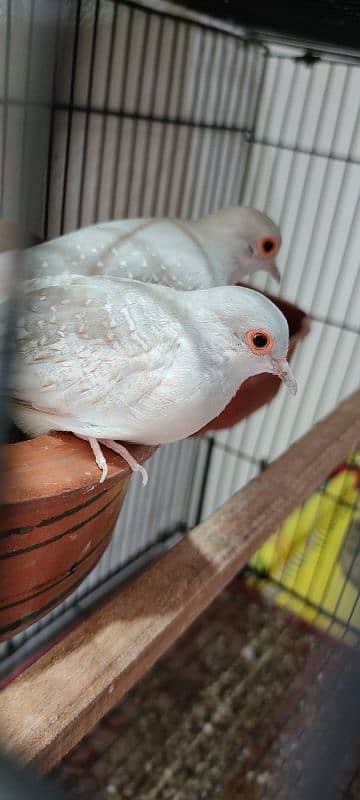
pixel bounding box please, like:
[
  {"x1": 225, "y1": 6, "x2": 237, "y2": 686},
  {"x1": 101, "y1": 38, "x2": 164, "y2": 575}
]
[
  {"x1": 246, "y1": 329, "x2": 274, "y2": 355},
  {"x1": 257, "y1": 235, "x2": 280, "y2": 260}
]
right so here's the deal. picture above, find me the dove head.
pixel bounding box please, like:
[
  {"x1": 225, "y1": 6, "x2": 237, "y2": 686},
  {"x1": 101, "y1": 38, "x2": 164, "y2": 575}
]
[
  {"x1": 204, "y1": 206, "x2": 281, "y2": 283},
  {"x1": 208, "y1": 285, "x2": 297, "y2": 395}
]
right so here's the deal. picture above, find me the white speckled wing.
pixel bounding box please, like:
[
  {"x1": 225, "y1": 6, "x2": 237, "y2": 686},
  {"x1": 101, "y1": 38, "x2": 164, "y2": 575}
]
[
  {"x1": 10, "y1": 275, "x2": 182, "y2": 440},
  {"x1": 1, "y1": 217, "x2": 219, "y2": 291}
]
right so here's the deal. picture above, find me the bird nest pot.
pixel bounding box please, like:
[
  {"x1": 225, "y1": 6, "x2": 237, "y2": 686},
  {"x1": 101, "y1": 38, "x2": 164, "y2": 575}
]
[
  {"x1": 0, "y1": 433, "x2": 154, "y2": 642},
  {"x1": 197, "y1": 290, "x2": 310, "y2": 434}
]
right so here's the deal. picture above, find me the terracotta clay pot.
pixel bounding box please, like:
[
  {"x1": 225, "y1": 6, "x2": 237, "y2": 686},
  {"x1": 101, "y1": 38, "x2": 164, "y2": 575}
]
[
  {"x1": 197, "y1": 289, "x2": 310, "y2": 434},
  {"x1": 0, "y1": 434, "x2": 154, "y2": 641}
]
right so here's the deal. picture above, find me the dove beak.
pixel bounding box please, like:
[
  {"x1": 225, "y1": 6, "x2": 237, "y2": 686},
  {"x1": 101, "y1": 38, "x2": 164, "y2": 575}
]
[
  {"x1": 268, "y1": 260, "x2": 281, "y2": 283},
  {"x1": 271, "y1": 357, "x2": 297, "y2": 395}
]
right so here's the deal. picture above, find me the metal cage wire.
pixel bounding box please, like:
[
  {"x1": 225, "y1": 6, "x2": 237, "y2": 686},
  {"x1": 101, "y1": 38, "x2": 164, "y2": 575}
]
[{"x1": 0, "y1": 0, "x2": 359, "y2": 674}]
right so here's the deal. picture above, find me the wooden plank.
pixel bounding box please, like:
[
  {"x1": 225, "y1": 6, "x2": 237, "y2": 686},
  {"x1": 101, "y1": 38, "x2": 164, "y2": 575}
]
[{"x1": 0, "y1": 390, "x2": 359, "y2": 772}]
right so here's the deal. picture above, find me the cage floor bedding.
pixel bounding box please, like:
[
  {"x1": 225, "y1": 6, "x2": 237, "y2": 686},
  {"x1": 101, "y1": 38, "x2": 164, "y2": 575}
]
[{"x1": 54, "y1": 578, "x2": 360, "y2": 800}]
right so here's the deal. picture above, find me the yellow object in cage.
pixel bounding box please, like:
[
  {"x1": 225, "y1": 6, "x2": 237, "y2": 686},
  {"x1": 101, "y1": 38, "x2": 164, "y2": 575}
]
[{"x1": 250, "y1": 453, "x2": 360, "y2": 637}]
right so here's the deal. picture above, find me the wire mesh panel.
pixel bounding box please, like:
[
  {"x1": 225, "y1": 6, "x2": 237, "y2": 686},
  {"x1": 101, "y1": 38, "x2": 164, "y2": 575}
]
[
  {"x1": 0, "y1": 0, "x2": 60, "y2": 235},
  {"x1": 44, "y1": 1, "x2": 264, "y2": 237},
  {"x1": 0, "y1": 0, "x2": 359, "y2": 674},
  {"x1": 249, "y1": 453, "x2": 360, "y2": 643},
  {"x1": 198, "y1": 44, "x2": 360, "y2": 520}
]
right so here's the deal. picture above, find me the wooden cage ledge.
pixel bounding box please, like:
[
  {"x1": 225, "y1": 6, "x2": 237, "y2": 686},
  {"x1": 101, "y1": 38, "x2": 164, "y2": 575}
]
[{"x1": 0, "y1": 389, "x2": 359, "y2": 772}]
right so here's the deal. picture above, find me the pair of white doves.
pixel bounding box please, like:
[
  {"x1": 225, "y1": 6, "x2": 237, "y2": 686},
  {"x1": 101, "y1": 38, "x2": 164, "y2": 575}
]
[{"x1": 6, "y1": 206, "x2": 296, "y2": 484}]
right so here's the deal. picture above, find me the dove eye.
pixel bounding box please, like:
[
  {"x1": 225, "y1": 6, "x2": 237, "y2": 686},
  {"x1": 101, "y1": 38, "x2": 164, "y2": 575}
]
[
  {"x1": 263, "y1": 240, "x2": 274, "y2": 253},
  {"x1": 257, "y1": 235, "x2": 280, "y2": 260},
  {"x1": 246, "y1": 329, "x2": 274, "y2": 355}
]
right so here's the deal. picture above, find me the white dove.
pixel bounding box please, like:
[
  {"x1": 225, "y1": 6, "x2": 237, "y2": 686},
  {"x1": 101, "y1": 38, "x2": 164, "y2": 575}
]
[
  {"x1": 10, "y1": 275, "x2": 296, "y2": 485},
  {"x1": 5, "y1": 207, "x2": 281, "y2": 290}
]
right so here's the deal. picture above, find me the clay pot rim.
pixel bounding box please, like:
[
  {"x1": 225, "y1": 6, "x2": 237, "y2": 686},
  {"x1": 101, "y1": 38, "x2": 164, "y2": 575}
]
[{"x1": 4, "y1": 433, "x2": 155, "y2": 506}]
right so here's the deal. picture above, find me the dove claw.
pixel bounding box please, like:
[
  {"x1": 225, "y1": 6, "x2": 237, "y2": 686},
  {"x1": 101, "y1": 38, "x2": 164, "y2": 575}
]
[
  {"x1": 74, "y1": 435, "x2": 147, "y2": 484},
  {"x1": 139, "y1": 464, "x2": 148, "y2": 486},
  {"x1": 99, "y1": 439, "x2": 148, "y2": 487},
  {"x1": 90, "y1": 439, "x2": 108, "y2": 482},
  {"x1": 75, "y1": 434, "x2": 109, "y2": 483},
  {"x1": 99, "y1": 465, "x2": 107, "y2": 483}
]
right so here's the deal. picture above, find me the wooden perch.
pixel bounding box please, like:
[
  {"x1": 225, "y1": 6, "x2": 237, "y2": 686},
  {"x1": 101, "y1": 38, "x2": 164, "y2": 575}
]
[{"x1": 0, "y1": 390, "x2": 359, "y2": 772}]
